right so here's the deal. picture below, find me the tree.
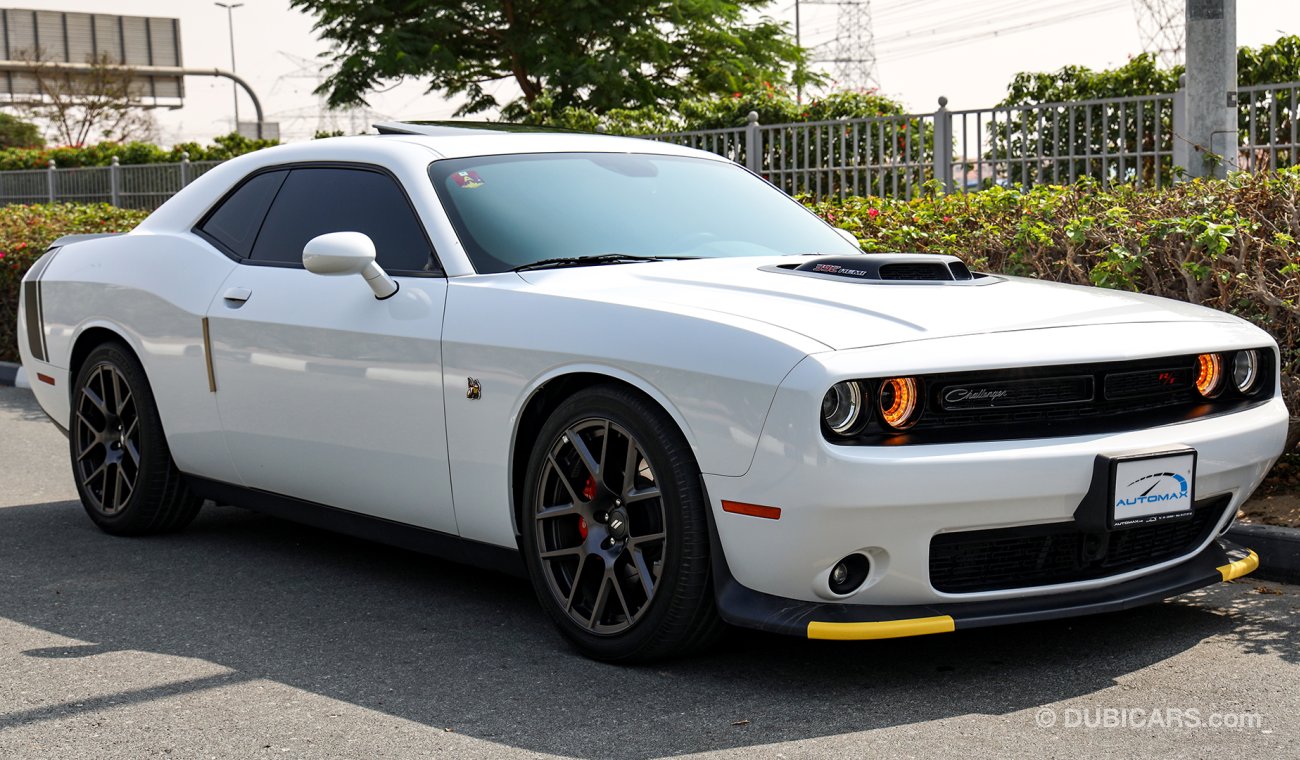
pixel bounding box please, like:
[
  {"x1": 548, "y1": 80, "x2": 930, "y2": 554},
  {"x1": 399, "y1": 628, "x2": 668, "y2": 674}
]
[
  {"x1": 14, "y1": 50, "x2": 157, "y2": 146},
  {"x1": 0, "y1": 113, "x2": 44, "y2": 148},
  {"x1": 289, "y1": 0, "x2": 809, "y2": 119}
]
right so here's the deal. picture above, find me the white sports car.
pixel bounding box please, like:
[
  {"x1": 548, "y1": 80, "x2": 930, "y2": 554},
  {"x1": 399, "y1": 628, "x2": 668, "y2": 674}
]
[{"x1": 16, "y1": 124, "x2": 1287, "y2": 661}]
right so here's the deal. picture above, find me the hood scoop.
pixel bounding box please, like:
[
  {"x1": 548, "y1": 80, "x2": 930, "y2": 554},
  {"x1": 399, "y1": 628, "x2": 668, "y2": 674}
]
[{"x1": 764, "y1": 254, "x2": 986, "y2": 285}]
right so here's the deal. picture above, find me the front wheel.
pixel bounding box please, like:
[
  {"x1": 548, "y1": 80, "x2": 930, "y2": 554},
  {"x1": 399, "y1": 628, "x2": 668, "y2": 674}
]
[
  {"x1": 70, "y1": 342, "x2": 202, "y2": 535},
  {"x1": 521, "y1": 385, "x2": 723, "y2": 662}
]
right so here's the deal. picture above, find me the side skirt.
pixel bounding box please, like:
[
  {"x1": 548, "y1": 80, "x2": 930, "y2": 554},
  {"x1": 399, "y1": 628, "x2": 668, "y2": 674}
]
[{"x1": 185, "y1": 475, "x2": 526, "y2": 577}]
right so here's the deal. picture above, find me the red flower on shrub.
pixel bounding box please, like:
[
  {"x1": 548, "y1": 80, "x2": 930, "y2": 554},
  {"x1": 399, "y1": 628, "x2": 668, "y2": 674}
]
[
  {"x1": 943, "y1": 216, "x2": 952, "y2": 223},
  {"x1": 867, "y1": 208, "x2": 880, "y2": 219}
]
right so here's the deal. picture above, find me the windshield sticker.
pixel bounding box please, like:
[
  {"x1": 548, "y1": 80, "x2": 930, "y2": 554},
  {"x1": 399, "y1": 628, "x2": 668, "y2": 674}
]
[{"x1": 451, "y1": 170, "x2": 485, "y2": 189}]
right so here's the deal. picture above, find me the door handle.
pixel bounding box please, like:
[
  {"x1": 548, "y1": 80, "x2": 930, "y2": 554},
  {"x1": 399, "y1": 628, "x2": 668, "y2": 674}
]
[{"x1": 223, "y1": 287, "x2": 252, "y2": 304}]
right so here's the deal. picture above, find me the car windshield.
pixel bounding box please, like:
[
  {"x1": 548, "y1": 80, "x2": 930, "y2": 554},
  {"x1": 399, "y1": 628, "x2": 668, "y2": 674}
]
[{"x1": 429, "y1": 152, "x2": 860, "y2": 273}]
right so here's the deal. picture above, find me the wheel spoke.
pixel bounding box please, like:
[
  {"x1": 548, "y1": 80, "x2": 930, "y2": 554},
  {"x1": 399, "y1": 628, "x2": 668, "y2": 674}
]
[
  {"x1": 104, "y1": 463, "x2": 120, "y2": 511},
  {"x1": 621, "y1": 437, "x2": 639, "y2": 497},
  {"x1": 114, "y1": 465, "x2": 133, "y2": 506},
  {"x1": 124, "y1": 439, "x2": 141, "y2": 467},
  {"x1": 629, "y1": 531, "x2": 666, "y2": 548},
  {"x1": 588, "y1": 574, "x2": 613, "y2": 628},
  {"x1": 84, "y1": 459, "x2": 108, "y2": 486},
  {"x1": 630, "y1": 547, "x2": 656, "y2": 596},
  {"x1": 76, "y1": 437, "x2": 100, "y2": 461},
  {"x1": 81, "y1": 386, "x2": 108, "y2": 416},
  {"x1": 564, "y1": 553, "x2": 589, "y2": 612},
  {"x1": 624, "y1": 486, "x2": 661, "y2": 504},
  {"x1": 566, "y1": 426, "x2": 601, "y2": 480},
  {"x1": 108, "y1": 367, "x2": 125, "y2": 414},
  {"x1": 540, "y1": 545, "x2": 584, "y2": 560},
  {"x1": 536, "y1": 502, "x2": 577, "y2": 520},
  {"x1": 546, "y1": 454, "x2": 584, "y2": 505},
  {"x1": 596, "y1": 419, "x2": 611, "y2": 486},
  {"x1": 610, "y1": 572, "x2": 633, "y2": 622}
]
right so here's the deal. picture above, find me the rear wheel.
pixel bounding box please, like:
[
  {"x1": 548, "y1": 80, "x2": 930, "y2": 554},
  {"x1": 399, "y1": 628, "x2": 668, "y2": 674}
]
[
  {"x1": 521, "y1": 385, "x2": 723, "y2": 661},
  {"x1": 70, "y1": 342, "x2": 201, "y2": 535}
]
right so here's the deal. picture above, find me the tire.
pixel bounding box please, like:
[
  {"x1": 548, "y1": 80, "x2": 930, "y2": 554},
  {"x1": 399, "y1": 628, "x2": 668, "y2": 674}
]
[
  {"x1": 521, "y1": 384, "x2": 724, "y2": 662},
  {"x1": 69, "y1": 341, "x2": 202, "y2": 536}
]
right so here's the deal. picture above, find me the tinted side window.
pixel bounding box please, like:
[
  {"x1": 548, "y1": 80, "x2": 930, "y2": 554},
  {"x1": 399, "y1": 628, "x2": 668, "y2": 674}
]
[
  {"x1": 248, "y1": 167, "x2": 437, "y2": 272},
  {"x1": 198, "y1": 170, "x2": 287, "y2": 258}
]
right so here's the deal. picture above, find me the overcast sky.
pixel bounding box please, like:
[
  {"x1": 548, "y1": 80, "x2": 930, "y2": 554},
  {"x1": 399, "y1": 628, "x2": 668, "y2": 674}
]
[{"x1": 7, "y1": 0, "x2": 1299, "y2": 145}]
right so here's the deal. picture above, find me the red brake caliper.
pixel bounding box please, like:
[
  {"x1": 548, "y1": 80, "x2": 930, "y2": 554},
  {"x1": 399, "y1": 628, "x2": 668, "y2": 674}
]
[{"x1": 578, "y1": 475, "x2": 597, "y2": 539}]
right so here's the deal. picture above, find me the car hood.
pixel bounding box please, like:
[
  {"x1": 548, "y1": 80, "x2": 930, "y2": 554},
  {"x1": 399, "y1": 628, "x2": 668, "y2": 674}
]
[{"x1": 515, "y1": 255, "x2": 1238, "y2": 351}]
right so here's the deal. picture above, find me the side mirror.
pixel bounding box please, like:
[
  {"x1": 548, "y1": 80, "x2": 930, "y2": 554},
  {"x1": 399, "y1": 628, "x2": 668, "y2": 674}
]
[
  {"x1": 303, "y1": 231, "x2": 398, "y2": 299},
  {"x1": 835, "y1": 228, "x2": 862, "y2": 250}
]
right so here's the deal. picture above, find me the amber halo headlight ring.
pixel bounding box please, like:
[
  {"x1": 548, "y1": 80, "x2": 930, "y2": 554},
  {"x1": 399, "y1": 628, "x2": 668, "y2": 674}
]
[
  {"x1": 1194, "y1": 353, "x2": 1224, "y2": 399},
  {"x1": 877, "y1": 376, "x2": 923, "y2": 430},
  {"x1": 1231, "y1": 349, "x2": 1261, "y2": 395},
  {"x1": 822, "y1": 380, "x2": 869, "y2": 437}
]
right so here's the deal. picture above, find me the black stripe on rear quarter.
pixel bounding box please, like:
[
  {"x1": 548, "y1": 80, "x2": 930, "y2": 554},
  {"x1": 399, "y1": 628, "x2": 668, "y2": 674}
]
[{"x1": 22, "y1": 250, "x2": 57, "y2": 362}]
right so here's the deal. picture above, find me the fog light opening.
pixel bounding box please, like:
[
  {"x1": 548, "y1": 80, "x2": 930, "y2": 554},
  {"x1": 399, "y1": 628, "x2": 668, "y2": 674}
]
[{"x1": 828, "y1": 553, "x2": 871, "y2": 596}]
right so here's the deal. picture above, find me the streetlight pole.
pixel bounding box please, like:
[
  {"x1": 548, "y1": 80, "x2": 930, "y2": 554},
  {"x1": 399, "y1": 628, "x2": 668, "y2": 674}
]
[{"x1": 215, "y1": 2, "x2": 244, "y2": 130}]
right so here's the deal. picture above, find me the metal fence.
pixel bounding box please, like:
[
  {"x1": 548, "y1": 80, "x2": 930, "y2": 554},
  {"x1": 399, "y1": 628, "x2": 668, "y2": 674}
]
[
  {"x1": 0, "y1": 156, "x2": 221, "y2": 210},
  {"x1": 653, "y1": 79, "x2": 1300, "y2": 200},
  {"x1": 1, "y1": 80, "x2": 1298, "y2": 208}
]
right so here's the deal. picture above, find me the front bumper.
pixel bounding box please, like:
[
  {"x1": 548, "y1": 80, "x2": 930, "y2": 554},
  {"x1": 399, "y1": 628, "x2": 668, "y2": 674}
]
[{"x1": 715, "y1": 538, "x2": 1258, "y2": 640}]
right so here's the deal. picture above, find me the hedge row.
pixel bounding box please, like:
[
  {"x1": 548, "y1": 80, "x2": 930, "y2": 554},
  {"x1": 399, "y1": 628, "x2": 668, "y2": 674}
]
[
  {"x1": 806, "y1": 171, "x2": 1300, "y2": 449},
  {"x1": 0, "y1": 133, "x2": 278, "y2": 171},
  {"x1": 0, "y1": 204, "x2": 147, "y2": 361}
]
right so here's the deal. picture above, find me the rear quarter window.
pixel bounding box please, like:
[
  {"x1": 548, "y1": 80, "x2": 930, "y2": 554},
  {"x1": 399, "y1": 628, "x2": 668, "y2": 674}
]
[{"x1": 196, "y1": 170, "x2": 288, "y2": 258}]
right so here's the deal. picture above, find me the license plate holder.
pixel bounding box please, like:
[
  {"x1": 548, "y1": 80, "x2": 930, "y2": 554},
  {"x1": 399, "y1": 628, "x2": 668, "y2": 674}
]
[{"x1": 1108, "y1": 449, "x2": 1197, "y2": 529}]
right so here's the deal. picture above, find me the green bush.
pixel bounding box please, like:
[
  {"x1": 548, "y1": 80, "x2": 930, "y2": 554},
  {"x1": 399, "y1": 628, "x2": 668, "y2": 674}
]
[
  {"x1": 0, "y1": 132, "x2": 278, "y2": 171},
  {"x1": 806, "y1": 170, "x2": 1300, "y2": 449},
  {"x1": 1, "y1": 204, "x2": 147, "y2": 362}
]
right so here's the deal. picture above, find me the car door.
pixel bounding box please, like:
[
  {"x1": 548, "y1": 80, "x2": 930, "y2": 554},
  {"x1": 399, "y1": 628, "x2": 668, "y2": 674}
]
[{"x1": 201, "y1": 164, "x2": 456, "y2": 533}]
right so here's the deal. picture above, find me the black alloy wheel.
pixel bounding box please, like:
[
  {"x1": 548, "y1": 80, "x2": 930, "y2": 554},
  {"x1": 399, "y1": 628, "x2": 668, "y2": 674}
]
[
  {"x1": 522, "y1": 385, "x2": 723, "y2": 661},
  {"x1": 70, "y1": 342, "x2": 201, "y2": 535}
]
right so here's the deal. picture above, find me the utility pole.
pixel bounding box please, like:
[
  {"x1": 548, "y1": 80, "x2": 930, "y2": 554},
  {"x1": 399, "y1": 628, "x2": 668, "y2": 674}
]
[
  {"x1": 1179, "y1": 0, "x2": 1237, "y2": 179},
  {"x1": 215, "y1": 2, "x2": 244, "y2": 129},
  {"x1": 795, "y1": 0, "x2": 803, "y2": 104}
]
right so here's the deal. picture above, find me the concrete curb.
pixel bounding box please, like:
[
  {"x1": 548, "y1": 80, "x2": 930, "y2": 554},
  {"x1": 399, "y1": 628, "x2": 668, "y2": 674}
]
[
  {"x1": 1226, "y1": 522, "x2": 1300, "y2": 585},
  {"x1": 0, "y1": 360, "x2": 18, "y2": 387}
]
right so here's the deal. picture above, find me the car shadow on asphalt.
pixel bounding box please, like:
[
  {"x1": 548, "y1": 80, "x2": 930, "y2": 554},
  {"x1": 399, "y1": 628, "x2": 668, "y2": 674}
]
[{"x1": 0, "y1": 499, "x2": 1291, "y2": 758}]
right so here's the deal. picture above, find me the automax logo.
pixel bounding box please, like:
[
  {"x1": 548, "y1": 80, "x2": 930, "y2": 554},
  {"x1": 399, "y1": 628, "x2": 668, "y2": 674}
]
[{"x1": 1115, "y1": 472, "x2": 1189, "y2": 508}]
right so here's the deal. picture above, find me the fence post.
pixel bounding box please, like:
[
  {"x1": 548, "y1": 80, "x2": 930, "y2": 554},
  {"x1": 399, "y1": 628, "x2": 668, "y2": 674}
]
[
  {"x1": 180, "y1": 151, "x2": 190, "y2": 187},
  {"x1": 744, "y1": 111, "x2": 761, "y2": 173},
  {"x1": 46, "y1": 159, "x2": 56, "y2": 204},
  {"x1": 110, "y1": 156, "x2": 121, "y2": 206},
  {"x1": 932, "y1": 96, "x2": 954, "y2": 193}
]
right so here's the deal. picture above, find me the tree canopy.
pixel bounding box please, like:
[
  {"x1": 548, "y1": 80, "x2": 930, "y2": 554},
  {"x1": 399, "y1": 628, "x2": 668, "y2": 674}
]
[{"x1": 289, "y1": 0, "x2": 808, "y2": 118}]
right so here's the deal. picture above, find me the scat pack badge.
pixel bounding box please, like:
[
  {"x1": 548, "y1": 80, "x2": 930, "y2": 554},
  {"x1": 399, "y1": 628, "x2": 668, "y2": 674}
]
[{"x1": 452, "y1": 170, "x2": 485, "y2": 189}]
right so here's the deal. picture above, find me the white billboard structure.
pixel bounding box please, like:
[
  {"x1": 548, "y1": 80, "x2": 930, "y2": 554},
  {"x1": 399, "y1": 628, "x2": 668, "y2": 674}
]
[{"x1": 0, "y1": 8, "x2": 274, "y2": 138}]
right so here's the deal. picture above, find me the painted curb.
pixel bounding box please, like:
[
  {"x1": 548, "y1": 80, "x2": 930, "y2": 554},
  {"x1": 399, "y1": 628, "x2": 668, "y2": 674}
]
[
  {"x1": 1226, "y1": 522, "x2": 1300, "y2": 585},
  {"x1": 0, "y1": 361, "x2": 17, "y2": 387}
]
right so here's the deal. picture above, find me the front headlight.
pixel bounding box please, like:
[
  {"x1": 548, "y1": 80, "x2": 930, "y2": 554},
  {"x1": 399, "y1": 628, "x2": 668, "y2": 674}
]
[
  {"x1": 822, "y1": 381, "x2": 865, "y2": 436},
  {"x1": 878, "y1": 376, "x2": 922, "y2": 430},
  {"x1": 1194, "y1": 353, "x2": 1224, "y2": 398},
  {"x1": 1232, "y1": 349, "x2": 1260, "y2": 394}
]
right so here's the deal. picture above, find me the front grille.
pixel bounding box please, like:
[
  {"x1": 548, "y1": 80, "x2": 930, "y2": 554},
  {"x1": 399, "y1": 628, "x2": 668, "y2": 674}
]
[
  {"x1": 928, "y1": 495, "x2": 1231, "y2": 593},
  {"x1": 840, "y1": 350, "x2": 1275, "y2": 445}
]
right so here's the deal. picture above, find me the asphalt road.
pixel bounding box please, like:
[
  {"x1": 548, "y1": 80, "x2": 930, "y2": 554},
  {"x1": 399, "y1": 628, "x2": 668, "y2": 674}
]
[{"x1": 0, "y1": 385, "x2": 1297, "y2": 759}]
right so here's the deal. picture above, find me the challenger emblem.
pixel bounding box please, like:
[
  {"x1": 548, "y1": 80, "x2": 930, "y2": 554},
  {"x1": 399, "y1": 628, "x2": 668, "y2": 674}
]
[{"x1": 944, "y1": 387, "x2": 1009, "y2": 405}]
